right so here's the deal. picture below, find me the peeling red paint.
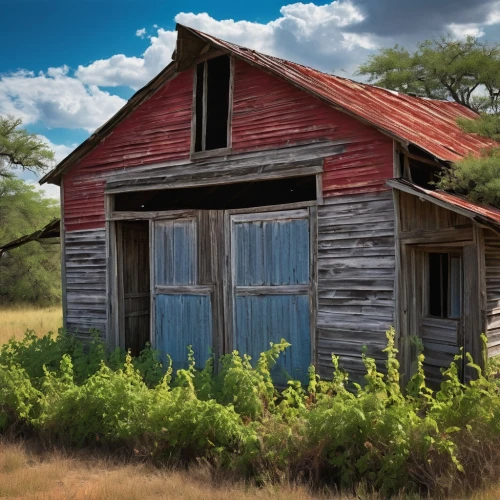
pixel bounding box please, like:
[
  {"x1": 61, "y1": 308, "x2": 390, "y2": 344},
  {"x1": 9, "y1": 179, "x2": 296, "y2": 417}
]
[
  {"x1": 187, "y1": 26, "x2": 496, "y2": 162},
  {"x1": 64, "y1": 59, "x2": 393, "y2": 232}
]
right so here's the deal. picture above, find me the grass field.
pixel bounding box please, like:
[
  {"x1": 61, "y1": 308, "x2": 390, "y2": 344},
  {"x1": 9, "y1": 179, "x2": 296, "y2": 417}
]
[
  {"x1": 0, "y1": 441, "x2": 338, "y2": 500},
  {"x1": 0, "y1": 306, "x2": 62, "y2": 345}
]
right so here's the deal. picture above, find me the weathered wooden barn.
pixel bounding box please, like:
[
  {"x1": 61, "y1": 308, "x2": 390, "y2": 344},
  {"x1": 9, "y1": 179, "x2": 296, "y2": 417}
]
[{"x1": 41, "y1": 25, "x2": 500, "y2": 385}]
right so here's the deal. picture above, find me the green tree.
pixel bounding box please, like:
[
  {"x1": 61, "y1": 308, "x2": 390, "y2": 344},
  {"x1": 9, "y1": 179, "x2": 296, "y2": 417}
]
[
  {"x1": 0, "y1": 177, "x2": 61, "y2": 305},
  {"x1": 357, "y1": 36, "x2": 500, "y2": 112},
  {"x1": 0, "y1": 116, "x2": 54, "y2": 178}
]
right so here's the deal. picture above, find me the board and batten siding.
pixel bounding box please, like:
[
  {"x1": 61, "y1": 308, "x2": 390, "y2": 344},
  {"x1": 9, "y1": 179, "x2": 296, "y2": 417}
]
[
  {"x1": 485, "y1": 230, "x2": 500, "y2": 357},
  {"x1": 64, "y1": 229, "x2": 107, "y2": 339},
  {"x1": 316, "y1": 191, "x2": 395, "y2": 380}
]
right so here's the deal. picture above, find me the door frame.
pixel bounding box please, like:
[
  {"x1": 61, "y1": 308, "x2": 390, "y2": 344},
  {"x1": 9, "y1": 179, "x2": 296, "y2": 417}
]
[{"x1": 106, "y1": 196, "x2": 318, "y2": 365}]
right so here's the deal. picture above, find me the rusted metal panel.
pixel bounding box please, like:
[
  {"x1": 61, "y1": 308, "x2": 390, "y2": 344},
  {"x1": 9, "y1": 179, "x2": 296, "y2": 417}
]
[
  {"x1": 231, "y1": 60, "x2": 394, "y2": 197},
  {"x1": 184, "y1": 26, "x2": 496, "y2": 162}
]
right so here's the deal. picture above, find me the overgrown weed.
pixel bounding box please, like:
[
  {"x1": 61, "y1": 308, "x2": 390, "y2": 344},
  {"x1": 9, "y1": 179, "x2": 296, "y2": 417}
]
[{"x1": 2, "y1": 327, "x2": 500, "y2": 498}]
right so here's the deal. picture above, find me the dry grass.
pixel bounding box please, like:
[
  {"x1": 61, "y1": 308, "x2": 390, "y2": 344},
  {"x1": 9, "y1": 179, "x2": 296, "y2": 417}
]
[
  {"x1": 0, "y1": 306, "x2": 62, "y2": 345},
  {"x1": 0, "y1": 441, "x2": 347, "y2": 500}
]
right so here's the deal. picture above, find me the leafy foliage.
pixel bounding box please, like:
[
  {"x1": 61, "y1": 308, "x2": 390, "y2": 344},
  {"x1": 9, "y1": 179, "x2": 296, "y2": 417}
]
[
  {"x1": 0, "y1": 116, "x2": 54, "y2": 178},
  {"x1": 0, "y1": 176, "x2": 61, "y2": 305},
  {"x1": 2, "y1": 327, "x2": 500, "y2": 497},
  {"x1": 437, "y1": 147, "x2": 500, "y2": 206},
  {"x1": 357, "y1": 35, "x2": 500, "y2": 112}
]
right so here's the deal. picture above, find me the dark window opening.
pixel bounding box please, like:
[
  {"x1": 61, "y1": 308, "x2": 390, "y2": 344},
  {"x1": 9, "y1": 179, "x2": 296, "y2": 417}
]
[
  {"x1": 428, "y1": 252, "x2": 462, "y2": 319},
  {"x1": 408, "y1": 157, "x2": 441, "y2": 188},
  {"x1": 114, "y1": 175, "x2": 316, "y2": 212},
  {"x1": 194, "y1": 55, "x2": 231, "y2": 152}
]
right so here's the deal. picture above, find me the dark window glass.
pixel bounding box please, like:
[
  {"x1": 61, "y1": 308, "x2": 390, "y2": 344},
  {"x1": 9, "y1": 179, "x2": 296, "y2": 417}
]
[{"x1": 428, "y1": 252, "x2": 462, "y2": 319}]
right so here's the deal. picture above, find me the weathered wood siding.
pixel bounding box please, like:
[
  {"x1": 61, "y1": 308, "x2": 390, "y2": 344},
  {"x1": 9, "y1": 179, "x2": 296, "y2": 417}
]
[
  {"x1": 485, "y1": 230, "x2": 500, "y2": 357},
  {"x1": 316, "y1": 191, "x2": 395, "y2": 380},
  {"x1": 399, "y1": 191, "x2": 473, "y2": 233},
  {"x1": 64, "y1": 229, "x2": 107, "y2": 339},
  {"x1": 396, "y1": 190, "x2": 483, "y2": 384},
  {"x1": 63, "y1": 59, "x2": 392, "y2": 233}
]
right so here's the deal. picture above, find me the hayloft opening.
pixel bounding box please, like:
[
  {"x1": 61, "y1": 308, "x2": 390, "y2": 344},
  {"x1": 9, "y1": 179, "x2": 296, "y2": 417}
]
[
  {"x1": 194, "y1": 55, "x2": 231, "y2": 152},
  {"x1": 114, "y1": 175, "x2": 317, "y2": 211}
]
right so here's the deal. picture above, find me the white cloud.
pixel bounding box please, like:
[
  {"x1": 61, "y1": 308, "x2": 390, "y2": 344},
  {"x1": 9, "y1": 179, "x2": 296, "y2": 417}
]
[
  {"x1": 136, "y1": 28, "x2": 147, "y2": 38},
  {"x1": 75, "y1": 1, "x2": 378, "y2": 90},
  {"x1": 75, "y1": 28, "x2": 177, "y2": 89},
  {"x1": 486, "y1": 1, "x2": 500, "y2": 25},
  {"x1": 0, "y1": 68, "x2": 126, "y2": 132},
  {"x1": 447, "y1": 23, "x2": 485, "y2": 38},
  {"x1": 448, "y1": 1, "x2": 500, "y2": 37},
  {"x1": 33, "y1": 181, "x2": 61, "y2": 200}
]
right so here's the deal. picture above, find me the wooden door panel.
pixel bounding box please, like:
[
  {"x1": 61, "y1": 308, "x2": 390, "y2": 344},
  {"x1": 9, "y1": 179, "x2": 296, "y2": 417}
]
[
  {"x1": 155, "y1": 294, "x2": 212, "y2": 370},
  {"x1": 231, "y1": 210, "x2": 312, "y2": 384},
  {"x1": 153, "y1": 216, "x2": 213, "y2": 369}
]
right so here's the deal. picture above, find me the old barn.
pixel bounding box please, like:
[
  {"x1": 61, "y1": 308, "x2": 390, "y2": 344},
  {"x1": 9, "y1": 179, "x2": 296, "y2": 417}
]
[{"x1": 41, "y1": 25, "x2": 500, "y2": 385}]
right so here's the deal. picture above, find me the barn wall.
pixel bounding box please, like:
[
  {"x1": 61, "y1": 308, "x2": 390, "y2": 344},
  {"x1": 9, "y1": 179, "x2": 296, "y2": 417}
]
[
  {"x1": 485, "y1": 230, "x2": 500, "y2": 357},
  {"x1": 316, "y1": 191, "x2": 395, "y2": 381},
  {"x1": 63, "y1": 59, "x2": 393, "y2": 233},
  {"x1": 231, "y1": 61, "x2": 393, "y2": 197},
  {"x1": 64, "y1": 229, "x2": 107, "y2": 338},
  {"x1": 398, "y1": 191, "x2": 473, "y2": 233}
]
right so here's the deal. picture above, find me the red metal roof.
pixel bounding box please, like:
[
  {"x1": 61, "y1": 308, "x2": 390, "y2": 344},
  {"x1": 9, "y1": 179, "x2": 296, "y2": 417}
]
[
  {"x1": 184, "y1": 26, "x2": 496, "y2": 162},
  {"x1": 388, "y1": 179, "x2": 500, "y2": 230}
]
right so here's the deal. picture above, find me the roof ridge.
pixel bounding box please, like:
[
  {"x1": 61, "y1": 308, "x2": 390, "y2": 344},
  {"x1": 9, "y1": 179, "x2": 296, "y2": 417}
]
[{"x1": 186, "y1": 25, "x2": 462, "y2": 106}]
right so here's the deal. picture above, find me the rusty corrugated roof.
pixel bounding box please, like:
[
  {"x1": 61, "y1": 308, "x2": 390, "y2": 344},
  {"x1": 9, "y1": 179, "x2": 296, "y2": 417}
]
[
  {"x1": 387, "y1": 179, "x2": 500, "y2": 230},
  {"x1": 183, "y1": 25, "x2": 496, "y2": 162},
  {"x1": 42, "y1": 23, "x2": 497, "y2": 186}
]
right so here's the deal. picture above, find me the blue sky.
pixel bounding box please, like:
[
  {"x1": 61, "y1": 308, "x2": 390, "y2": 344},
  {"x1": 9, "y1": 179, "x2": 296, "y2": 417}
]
[{"x1": 2, "y1": 0, "x2": 500, "y2": 197}]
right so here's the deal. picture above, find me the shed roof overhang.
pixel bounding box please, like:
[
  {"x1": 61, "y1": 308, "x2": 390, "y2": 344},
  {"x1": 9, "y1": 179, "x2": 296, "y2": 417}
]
[{"x1": 387, "y1": 178, "x2": 500, "y2": 233}]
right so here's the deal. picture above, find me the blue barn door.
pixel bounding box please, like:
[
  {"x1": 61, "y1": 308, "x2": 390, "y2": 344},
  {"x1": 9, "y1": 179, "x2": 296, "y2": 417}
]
[
  {"x1": 229, "y1": 209, "x2": 312, "y2": 384},
  {"x1": 153, "y1": 217, "x2": 213, "y2": 371}
]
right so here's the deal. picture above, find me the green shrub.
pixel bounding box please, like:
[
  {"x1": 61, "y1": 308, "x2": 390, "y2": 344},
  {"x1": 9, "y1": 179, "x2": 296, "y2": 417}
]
[
  {"x1": 437, "y1": 147, "x2": 500, "y2": 207},
  {"x1": 1, "y1": 327, "x2": 500, "y2": 497}
]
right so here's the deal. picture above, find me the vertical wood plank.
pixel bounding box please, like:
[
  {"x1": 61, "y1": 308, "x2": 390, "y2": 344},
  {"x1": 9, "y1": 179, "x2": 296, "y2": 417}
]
[
  {"x1": 227, "y1": 56, "x2": 235, "y2": 149},
  {"x1": 202, "y1": 61, "x2": 208, "y2": 151},
  {"x1": 190, "y1": 66, "x2": 197, "y2": 154},
  {"x1": 309, "y1": 205, "x2": 318, "y2": 367},
  {"x1": 60, "y1": 177, "x2": 67, "y2": 332}
]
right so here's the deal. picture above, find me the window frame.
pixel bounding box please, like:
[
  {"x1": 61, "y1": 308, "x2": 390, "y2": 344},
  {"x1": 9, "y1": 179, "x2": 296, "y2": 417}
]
[{"x1": 190, "y1": 54, "x2": 234, "y2": 160}]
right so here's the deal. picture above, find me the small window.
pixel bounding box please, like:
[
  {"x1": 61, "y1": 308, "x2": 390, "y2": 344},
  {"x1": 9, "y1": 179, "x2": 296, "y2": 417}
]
[
  {"x1": 193, "y1": 55, "x2": 231, "y2": 153},
  {"x1": 428, "y1": 252, "x2": 462, "y2": 319}
]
